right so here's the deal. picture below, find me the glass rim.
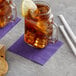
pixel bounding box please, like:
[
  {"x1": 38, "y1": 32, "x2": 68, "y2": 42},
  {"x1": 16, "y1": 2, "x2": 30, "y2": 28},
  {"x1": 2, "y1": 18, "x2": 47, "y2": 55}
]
[{"x1": 34, "y1": 1, "x2": 51, "y2": 16}]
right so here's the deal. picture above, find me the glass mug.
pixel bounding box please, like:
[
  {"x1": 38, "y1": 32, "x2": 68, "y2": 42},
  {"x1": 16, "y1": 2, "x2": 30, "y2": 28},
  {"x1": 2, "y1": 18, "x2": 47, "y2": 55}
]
[
  {"x1": 0, "y1": 0, "x2": 17, "y2": 28},
  {"x1": 24, "y1": 1, "x2": 58, "y2": 48}
]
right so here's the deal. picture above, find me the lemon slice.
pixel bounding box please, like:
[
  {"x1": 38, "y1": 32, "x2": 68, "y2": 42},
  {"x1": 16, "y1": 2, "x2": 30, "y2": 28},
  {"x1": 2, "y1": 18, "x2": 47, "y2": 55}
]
[{"x1": 22, "y1": 0, "x2": 37, "y2": 17}]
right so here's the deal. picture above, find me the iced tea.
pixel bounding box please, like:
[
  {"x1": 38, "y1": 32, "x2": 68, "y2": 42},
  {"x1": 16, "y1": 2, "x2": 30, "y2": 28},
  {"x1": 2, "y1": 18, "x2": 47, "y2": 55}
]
[
  {"x1": 24, "y1": 2, "x2": 53, "y2": 48},
  {"x1": 0, "y1": 0, "x2": 12, "y2": 28}
]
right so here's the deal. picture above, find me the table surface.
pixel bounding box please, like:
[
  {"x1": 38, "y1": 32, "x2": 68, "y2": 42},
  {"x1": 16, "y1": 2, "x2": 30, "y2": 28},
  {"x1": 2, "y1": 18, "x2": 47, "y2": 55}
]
[{"x1": 0, "y1": 0, "x2": 76, "y2": 76}]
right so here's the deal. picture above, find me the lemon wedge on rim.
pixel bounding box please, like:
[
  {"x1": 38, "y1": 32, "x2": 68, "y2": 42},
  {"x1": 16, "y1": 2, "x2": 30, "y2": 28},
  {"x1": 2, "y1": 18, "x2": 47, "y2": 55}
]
[{"x1": 22, "y1": 0, "x2": 37, "y2": 17}]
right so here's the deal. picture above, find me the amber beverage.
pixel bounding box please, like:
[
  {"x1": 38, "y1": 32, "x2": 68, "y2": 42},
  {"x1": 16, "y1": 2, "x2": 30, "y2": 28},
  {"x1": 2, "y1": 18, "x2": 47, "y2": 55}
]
[
  {"x1": 0, "y1": 0, "x2": 17, "y2": 28},
  {"x1": 24, "y1": 1, "x2": 55, "y2": 48}
]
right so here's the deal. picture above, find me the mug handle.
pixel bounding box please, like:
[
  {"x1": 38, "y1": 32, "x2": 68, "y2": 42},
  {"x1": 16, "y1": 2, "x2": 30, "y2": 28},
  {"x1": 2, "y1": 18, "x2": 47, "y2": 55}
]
[
  {"x1": 49, "y1": 23, "x2": 58, "y2": 43},
  {"x1": 9, "y1": 1, "x2": 17, "y2": 21}
]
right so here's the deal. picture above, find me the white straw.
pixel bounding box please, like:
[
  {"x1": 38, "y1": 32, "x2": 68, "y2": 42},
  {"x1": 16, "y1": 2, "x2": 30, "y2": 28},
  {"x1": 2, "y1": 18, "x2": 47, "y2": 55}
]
[
  {"x1": 58, "y1": 15, "x2": 76, "y2": 44},
  {"x1": 59, "y1": 25, "x2": 76, "y2": 55}
]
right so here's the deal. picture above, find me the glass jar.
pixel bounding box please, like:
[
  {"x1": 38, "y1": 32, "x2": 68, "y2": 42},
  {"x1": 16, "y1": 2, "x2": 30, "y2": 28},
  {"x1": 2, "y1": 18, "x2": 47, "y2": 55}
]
[
  {"x1": 0, "y1": 0, "x2": 17, "y2": 28},
  {"x1": 24, "y1": 1, "x2": 58, "y2": 48}
]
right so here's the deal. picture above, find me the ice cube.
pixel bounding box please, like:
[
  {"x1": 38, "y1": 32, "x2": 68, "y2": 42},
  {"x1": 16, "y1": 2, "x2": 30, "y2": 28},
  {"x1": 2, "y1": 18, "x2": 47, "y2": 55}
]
[
  {"x1": 36, "y1": 21, "x2": 48, "y2": 35},
  {"x1": 34, "y1": 38, "x2": 47, "y2": 48}
]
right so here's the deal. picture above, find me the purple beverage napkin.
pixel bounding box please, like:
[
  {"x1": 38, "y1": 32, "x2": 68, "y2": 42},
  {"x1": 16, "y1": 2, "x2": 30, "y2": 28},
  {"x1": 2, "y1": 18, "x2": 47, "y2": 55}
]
[
  {"x1": 8, "y1": 35, "x2": 63, "y2": 65},
  {"x1": 0, "y1": 17, "x2": 21, "y2": 39}
]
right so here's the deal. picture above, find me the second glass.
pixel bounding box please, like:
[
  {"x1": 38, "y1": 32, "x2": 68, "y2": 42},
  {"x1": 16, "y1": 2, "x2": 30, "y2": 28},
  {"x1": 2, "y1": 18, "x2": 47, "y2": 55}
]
[{"x1": 0, "y1": 0, "x2": 17, "y2": 28}]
